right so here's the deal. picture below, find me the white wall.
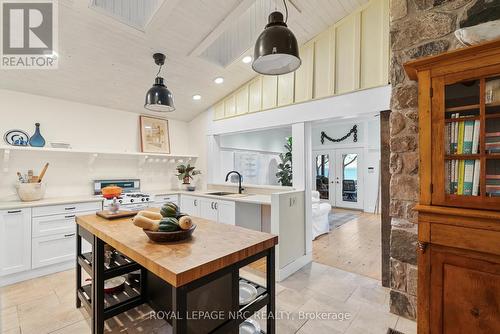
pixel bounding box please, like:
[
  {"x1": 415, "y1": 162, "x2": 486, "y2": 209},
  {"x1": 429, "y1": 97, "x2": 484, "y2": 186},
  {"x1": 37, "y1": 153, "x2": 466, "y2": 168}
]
[
  {"x1": 311, "y1": 117, "x2": 381, "y2": 212},
  {"x1": 0, "y1": 89, "x2": 193, "y2": 198}
]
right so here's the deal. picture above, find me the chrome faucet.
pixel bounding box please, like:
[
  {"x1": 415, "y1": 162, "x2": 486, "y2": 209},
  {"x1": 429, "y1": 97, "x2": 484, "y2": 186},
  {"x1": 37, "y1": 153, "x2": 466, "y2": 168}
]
[{"x1": 225, "y1": 171, "x2": 244, "y2": 194}]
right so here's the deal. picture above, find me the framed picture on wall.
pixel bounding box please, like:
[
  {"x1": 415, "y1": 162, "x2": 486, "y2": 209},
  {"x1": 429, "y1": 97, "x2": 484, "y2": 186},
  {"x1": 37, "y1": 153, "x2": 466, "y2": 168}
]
[{"x1": 139, "y1": 115, "x2": 170, "y2": 154}]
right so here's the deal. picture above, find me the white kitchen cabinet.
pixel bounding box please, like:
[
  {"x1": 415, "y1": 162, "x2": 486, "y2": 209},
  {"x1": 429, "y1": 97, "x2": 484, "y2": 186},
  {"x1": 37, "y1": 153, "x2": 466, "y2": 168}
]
[
  {"x1": 32, "y1": 232, "x2": 76, "y2": 269},
  {"x1": 278, "y1": 72, "x2": 295, "y2": 107},
  {"x1": 180, "y1": 195, "x2": 200, "y2": 217},
  {"x1": 32, "y1": 201, "x2": 101, "y2": 217},
  {"x1": 262, "y1": 75, "x2": 278, "y2": 110},
  {"x1": 199, "y1": 198, "x2": 218, "y2": 221},
  {"x1": 152, "y1": 194, "x2": 178, "y2": 208},
  {"x1": 216, "y1": 200, "x2": 236, "y2": 225},
  {"x1": 0, "y1": 208, "x2": 31, "y2": 276},
  {"x1": 248, "y1": 77, "x2": 262, "y2": 113},
  {"x1": 180, "y1": 196, "x2": 235, "y2": 225}
]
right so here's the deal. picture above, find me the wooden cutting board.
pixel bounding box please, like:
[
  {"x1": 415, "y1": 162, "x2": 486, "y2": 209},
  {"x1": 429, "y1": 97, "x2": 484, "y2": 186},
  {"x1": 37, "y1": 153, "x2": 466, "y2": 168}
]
[{"x1": 96, "y1": 210, "x2": 138, "y2": 220}]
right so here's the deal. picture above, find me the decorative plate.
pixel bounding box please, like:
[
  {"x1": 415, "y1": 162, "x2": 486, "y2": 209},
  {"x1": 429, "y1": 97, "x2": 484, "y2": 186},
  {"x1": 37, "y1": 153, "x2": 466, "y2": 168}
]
[
  {"x1": 3, "y1": 129, "x2": 29, "y2": 146},
  {"x1": 239, "y1": 281, "x2": 258, "y2": 306},
  {"x1": 239, "y1": 319, "x2": 261, "y2": 334}
]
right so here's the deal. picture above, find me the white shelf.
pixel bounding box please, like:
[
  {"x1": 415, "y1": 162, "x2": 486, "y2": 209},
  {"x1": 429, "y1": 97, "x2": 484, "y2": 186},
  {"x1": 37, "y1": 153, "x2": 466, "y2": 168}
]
[{"x1": 0, "y1": 145, "x2": 198, "y2": 172}]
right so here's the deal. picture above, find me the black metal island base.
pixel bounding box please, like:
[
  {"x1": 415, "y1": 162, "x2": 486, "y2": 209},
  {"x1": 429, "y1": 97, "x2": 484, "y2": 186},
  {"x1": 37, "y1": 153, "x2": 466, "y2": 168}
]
[{"x1": 75, "y1": 212, "x2": 278, "y2": 334}]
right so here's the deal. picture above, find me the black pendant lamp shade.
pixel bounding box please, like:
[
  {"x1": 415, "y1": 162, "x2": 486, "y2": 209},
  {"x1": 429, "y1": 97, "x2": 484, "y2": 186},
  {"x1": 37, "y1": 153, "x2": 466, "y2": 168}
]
[
  {"x1": 252, "y1": 11, "x2": 301, "y2": 75},
  {"x1": 145, "y1": 53, "x2": 175, "y2": 112}
]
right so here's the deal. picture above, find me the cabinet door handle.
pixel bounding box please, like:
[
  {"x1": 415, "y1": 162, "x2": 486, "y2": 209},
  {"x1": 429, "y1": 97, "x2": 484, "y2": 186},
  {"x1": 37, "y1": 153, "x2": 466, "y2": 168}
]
[
  {"x1": 7, "y1": 210, "x2": 21, "y2": 214},
  {"x1": 65, "y1": 207, "x2": 76, "y2": 210},
  {"x1": 194, "y1": 200, "x2": 197, "y2": 206},
  {"x1": 64, "y1": 233, "x2": 76, "y2": 238},
  {"x1": 65, "y1": 215, "x2": 76, "y2": 219},
  {"x1": 211, "y1": 202, "x2": 214, "y2": 209},
  {"x1": 214, "y1": 203, "x2": 218, "y2": 210}
]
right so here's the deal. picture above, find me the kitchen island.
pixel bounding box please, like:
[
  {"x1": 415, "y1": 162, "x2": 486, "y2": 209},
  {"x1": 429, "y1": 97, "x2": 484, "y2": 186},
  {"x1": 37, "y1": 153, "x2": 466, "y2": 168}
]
[{"x1": 75, "y1": 211, "x2": 278, "y2": 334}]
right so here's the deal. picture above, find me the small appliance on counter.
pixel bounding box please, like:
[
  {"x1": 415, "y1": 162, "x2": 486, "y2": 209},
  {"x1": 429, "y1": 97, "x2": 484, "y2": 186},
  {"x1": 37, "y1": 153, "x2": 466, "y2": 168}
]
[{"x1": 94, "y1": 179, "x2": 154, "y2": 211}]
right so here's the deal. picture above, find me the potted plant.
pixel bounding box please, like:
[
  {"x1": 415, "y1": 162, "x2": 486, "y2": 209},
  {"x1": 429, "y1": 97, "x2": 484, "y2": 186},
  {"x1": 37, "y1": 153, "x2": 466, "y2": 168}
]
[{"x1": 176, "y1": 164, "x2": 201, "y2": 191}]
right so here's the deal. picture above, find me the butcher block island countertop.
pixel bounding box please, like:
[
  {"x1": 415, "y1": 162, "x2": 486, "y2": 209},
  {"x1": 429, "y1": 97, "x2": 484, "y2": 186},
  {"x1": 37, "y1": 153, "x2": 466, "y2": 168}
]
[
  {"x1": 76, "y1": 209, "x2": 278, "y2": 334},
  {"x1": 75, "y1": 211, "x2": 278, "y2": 287}
]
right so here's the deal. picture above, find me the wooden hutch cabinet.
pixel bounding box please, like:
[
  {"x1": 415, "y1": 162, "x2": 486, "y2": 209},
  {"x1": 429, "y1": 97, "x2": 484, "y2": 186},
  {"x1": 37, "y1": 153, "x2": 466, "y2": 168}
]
[{"x1": 405, "y1": 40, "x2": 500, "y2": 334}]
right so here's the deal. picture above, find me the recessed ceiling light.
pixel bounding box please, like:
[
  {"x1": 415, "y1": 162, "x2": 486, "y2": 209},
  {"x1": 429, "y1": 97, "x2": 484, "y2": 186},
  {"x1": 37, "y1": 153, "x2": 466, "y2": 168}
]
[
  {"x1": 242, "y1": 56, "x2": 252, "y2": 64},
  {"x1": 192, "y1": 94, "x2": 201, "y2": 100},
  {"x1": 214, "y1": 77, "x2": 224, "y2": 84}
]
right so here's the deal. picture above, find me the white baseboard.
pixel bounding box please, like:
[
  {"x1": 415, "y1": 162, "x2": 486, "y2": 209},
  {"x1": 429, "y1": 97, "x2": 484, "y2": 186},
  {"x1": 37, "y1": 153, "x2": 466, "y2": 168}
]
[
  {"x1": 0, "y1": 261, "x2": 74, "y2": 287},
  {"x1": 277, "y1": 253, "x2": 312, "y2": 282}
]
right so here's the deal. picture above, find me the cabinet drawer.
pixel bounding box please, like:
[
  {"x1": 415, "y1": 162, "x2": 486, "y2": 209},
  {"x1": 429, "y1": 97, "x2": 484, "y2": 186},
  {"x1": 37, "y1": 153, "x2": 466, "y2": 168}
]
[
  {"x1": 32, "y1": 232, "x2": 76, "y2": 268},
  {"x1": 154, "y1": 194, "x2": 178, "y2": 204},
  {"x1": 32, "y1": 201, "x2": 102, "y2": 217},
  {"x1": 431, "y1": 224, "x2": 500, "y2": 256},
  {"x1": 32, "y1": 210, "x2": 96, "y2": 237}
]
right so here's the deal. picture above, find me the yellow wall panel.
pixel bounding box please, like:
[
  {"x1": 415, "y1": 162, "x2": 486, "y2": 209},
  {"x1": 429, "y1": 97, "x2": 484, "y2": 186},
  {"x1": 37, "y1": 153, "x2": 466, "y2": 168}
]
[
  {"x1": 360, "y1": 0, "x2": 387, "y2": 88},
  {"x1": 214, "y1": 101, "x2": 225, "y2": 120},
  {"x1": 314, "y1": 28, "x2": 334, "y2": 98},
  {"x1": 278, "y1": 72, "x2": 295, "y2": 107},
  {"x1": 335, "y1": 13, "x2": 361, "y2": 94},
  {"x1": 224, "y1": 94, "x2": 236, "y2": 117},
  {"x1": 248, "y1": 77, "x2": 262, "y2": 113},
  {"x1": 294, "y1": 42, "x2": 314, "y2": 103},
  {"x1": 262, "y1": 75, "x2": 277, "y2": 110},
  {"x1": 235, "y1": 85, "x2": 249, "y2": 115}
]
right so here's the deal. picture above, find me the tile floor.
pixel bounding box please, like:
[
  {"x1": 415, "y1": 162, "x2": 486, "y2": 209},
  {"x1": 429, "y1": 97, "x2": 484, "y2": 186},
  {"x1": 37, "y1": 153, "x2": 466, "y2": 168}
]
[{"x1": 0, "y1": 262, "x2": 416, "y2": 334}]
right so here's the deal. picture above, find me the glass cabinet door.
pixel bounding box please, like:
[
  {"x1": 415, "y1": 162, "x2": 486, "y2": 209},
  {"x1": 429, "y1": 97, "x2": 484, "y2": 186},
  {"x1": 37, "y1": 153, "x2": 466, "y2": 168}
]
[{"x1": 435, "y1": 73, "x2": 500, "y2": 209}]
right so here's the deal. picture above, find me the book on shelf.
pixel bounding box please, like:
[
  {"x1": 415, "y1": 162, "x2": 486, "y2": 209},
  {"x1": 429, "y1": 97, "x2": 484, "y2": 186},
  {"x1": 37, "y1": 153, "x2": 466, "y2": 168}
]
[
  {"x1": 446, "y1": 114, "x2": 480, "y2": 155},
  {"x1": 448, "y1": 159, "x2": 481, "y2": 196},
  {"x1": 471, "y1": 120, "x2": 480, "y2": 154},
  {"x1": 463, "y1": 120, "x2": 474, "y2": 154},
  {"x1": 472, "y1": 160, "x2": 481, "y2": 196}
]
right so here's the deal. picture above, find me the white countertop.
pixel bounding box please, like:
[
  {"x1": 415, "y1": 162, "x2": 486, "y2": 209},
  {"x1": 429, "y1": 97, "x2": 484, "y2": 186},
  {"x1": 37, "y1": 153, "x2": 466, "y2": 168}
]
[
  {"x1": 0, "y1": 190, "x2": 271, "y2": 210},
  {"x1": 151, "y1": 189, "x2": 272, "y2": 205},
  {"x1": 0, "y1": 195, "x2": 103, "y2": 210}
]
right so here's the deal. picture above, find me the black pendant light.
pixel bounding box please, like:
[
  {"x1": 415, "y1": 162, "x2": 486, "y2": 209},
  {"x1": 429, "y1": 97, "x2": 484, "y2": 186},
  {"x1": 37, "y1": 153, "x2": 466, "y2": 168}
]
[
  {"x1": 145, "y1": 53, "x2": 175, "y2": 112},
  {"x1": 252, "y1": 0, "x2": 301, "y2": 75}
]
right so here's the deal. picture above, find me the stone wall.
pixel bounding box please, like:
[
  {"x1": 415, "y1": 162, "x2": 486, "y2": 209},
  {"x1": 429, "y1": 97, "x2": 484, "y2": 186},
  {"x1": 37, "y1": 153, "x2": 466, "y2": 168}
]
[{"x1": 388, "y1": 0, "x2": 498, "y2": 320}]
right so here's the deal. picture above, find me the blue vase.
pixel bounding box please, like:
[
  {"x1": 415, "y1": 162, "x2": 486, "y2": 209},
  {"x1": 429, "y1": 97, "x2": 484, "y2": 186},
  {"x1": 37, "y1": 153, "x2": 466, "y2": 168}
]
[{"x1": 29, "y1": 123, "x2": 46, "y2": 147}]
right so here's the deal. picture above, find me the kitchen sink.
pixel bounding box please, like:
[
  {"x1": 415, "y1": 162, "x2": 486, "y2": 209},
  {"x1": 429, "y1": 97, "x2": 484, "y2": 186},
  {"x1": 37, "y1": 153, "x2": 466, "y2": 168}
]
[
  {"x1": 205, "y1": 192, "x2": 236, "y2": 196},
  {"x1": 205, "y1": 192, "x2": 249, "y2": 198}
]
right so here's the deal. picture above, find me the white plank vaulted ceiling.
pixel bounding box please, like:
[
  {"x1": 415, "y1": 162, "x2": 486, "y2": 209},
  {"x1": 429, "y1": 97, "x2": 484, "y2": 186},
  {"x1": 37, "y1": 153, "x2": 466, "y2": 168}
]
[{"x1": 0, "y1": 0, "x2": 367, "y2": 121}]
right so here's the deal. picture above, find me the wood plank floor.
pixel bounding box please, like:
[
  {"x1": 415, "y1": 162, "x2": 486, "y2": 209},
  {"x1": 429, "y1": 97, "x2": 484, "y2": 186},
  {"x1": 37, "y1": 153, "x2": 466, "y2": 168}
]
[{"x1": 313, "y1": 209, "x2": 382, "y2": 280}]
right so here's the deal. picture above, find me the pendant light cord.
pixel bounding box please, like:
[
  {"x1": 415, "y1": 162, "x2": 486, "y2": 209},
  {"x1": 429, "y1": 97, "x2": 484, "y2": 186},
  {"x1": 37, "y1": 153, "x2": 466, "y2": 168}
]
[
  {"x1": 155, "y1": 64, "x2": 162, "y2": 78},
  {"x1": 283, "y1": 0, "x2": 288, "y2": 23}
]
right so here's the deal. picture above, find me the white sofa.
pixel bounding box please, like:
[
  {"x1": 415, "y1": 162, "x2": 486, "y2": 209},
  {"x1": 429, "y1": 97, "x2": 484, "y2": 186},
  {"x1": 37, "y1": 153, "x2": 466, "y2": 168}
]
[{"x1": 312, "y1": 191, "x2": 331, "y2": 239}]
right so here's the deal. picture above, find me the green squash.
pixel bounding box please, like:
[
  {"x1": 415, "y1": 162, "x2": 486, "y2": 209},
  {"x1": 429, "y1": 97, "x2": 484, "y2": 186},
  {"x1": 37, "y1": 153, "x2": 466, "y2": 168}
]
[
  {"x1": 160, "y1": 202, "x2": 179, "y2": 218},
  {"x1": 158, "y1": 217, "x2": 180, "y2": 232}
]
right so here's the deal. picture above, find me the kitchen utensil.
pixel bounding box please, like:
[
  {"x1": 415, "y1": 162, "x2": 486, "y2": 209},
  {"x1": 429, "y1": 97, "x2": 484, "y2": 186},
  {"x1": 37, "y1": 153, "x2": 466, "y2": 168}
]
[
  {"x1": 16, "y1": 182, "x2": 46, "y2": 201},
  {"x1": 101, "y1": 186, "x2": 123, "y2": 199},
  {"x1": 104, "y1": 276, "x2": 126, "y2": 294},
  {"x1": 239, "y1": 319, "x2": 261, "y2": 334},
  {"x1": 16, "y1": 172, "x2": 24, "y2": 182},
  {"x1": 143, "y1": 225, "x2": 196, "y2": 243},
  {"x1": 96, "y1": 210, "x2": 137, "y2": 220},
  {"x1": 37, "y1": 163, "x2": 49, "y2": 183},
  {"x1": 28, "y1": 170, "x2": 33, "y2": 182},
  {"x1": 239, "y1": 282, "x2": 258, "y2": 306}
]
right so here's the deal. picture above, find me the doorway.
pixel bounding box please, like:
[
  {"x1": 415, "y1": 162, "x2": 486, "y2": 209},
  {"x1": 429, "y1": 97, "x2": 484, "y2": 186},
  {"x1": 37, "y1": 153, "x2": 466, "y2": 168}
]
[{"x1": 314, "y1": 148, "x2": 363, "y2": 210}]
